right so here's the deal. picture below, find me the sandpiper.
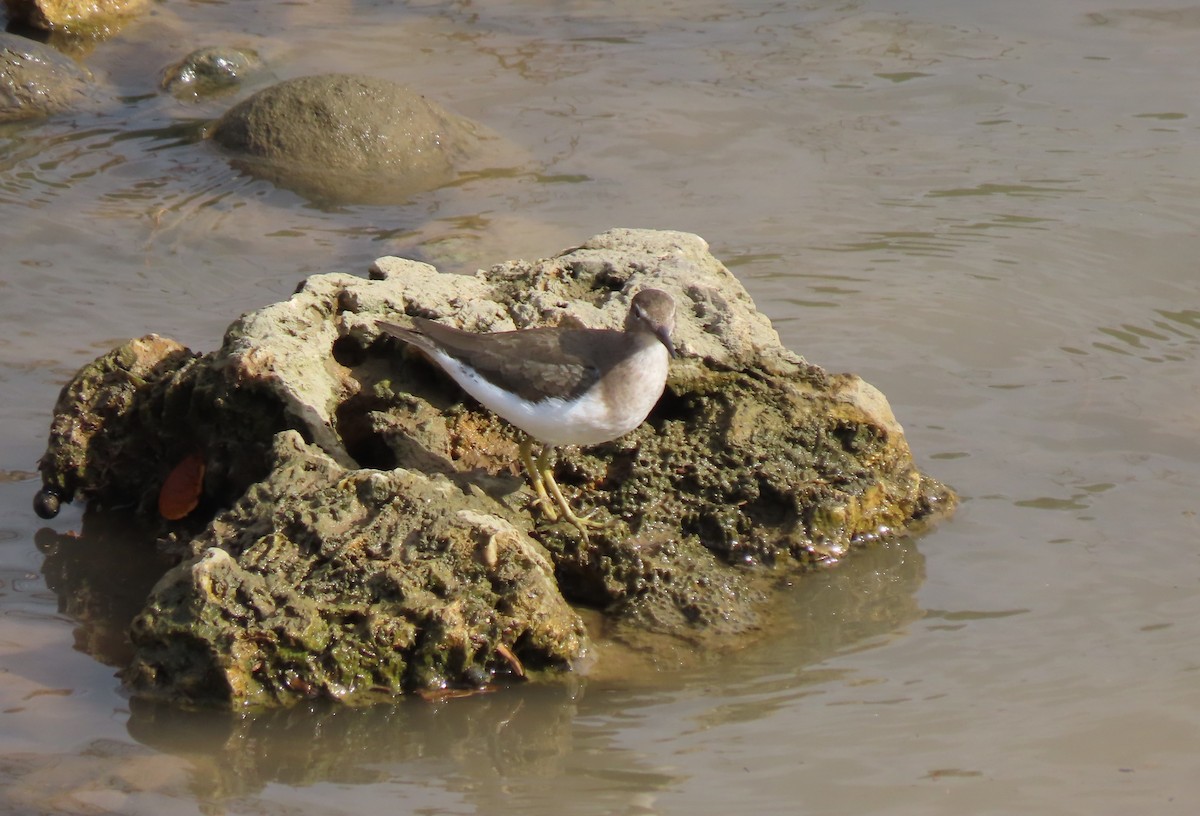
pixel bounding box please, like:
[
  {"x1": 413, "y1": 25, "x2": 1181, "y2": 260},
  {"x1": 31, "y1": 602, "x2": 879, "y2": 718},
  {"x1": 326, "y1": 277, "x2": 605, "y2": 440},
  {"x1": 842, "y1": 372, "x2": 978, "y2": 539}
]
[{"x1": 378, "y1": 289, "x2": 677, "y2": 538}]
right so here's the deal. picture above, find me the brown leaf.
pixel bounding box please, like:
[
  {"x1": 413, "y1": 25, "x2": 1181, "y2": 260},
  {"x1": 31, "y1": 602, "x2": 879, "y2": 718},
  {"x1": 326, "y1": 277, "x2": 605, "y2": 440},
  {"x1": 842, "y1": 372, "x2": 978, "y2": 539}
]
[{"x1": 158, "y1": 451, "x2": 205, "y2": 520}]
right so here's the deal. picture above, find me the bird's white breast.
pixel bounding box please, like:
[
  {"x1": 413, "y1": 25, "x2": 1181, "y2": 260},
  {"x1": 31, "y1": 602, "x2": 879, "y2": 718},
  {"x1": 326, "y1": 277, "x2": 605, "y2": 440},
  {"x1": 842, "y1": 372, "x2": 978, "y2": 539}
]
[{"x1": 428, "y1": 339, "x2": 670, "y2": 448}]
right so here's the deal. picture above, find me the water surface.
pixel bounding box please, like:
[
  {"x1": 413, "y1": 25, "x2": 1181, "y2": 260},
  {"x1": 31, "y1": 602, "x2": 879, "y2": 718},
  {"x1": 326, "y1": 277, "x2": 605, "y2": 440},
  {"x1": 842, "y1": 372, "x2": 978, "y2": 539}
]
[{"x1": 3, "y1": 0, "x2": 1200, "y2": 812}]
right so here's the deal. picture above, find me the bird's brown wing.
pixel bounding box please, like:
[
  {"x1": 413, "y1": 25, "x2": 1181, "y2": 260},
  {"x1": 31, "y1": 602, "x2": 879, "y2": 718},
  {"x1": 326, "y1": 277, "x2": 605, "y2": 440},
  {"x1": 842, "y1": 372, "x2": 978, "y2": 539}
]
[{"x1": 380, "y1": 318, "x2": 633, "y2": 403}]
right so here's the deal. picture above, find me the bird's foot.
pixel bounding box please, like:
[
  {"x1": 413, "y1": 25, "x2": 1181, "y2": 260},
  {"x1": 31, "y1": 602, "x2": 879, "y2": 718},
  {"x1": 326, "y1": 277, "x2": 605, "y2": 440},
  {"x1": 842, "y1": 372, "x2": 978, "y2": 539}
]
[
  {"x1": 522, "y1": 441, "x2": 611, "y2": 542},
  {"x1": 542, "y1": 466, "x2": 610, "y2": 543}
]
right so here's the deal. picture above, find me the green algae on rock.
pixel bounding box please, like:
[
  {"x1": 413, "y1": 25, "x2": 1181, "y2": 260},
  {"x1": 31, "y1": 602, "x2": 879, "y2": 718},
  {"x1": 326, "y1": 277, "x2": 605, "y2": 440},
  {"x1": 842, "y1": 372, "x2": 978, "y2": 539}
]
[
  {"x1": 34, "y1": 228, "x2": 954, "y2": 707},
  {"x1": 34, "y1": 334, "x2": 199, "y2": 517},
  {"x1": 126, "y1": 432, "x2": 584, "y2": 706}
]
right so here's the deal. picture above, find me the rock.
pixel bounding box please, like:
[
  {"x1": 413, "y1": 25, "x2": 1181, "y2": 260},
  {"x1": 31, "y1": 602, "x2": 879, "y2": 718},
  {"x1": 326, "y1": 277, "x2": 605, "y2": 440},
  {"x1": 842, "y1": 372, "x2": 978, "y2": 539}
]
[
  {"x1": 162, "y1": 46, "x2": 262, "y2": 99},
  {"x1": 3, "y1": 0, "x2": 149, "y2": 37},
  {"x1": 36, "y1": 334, "x2": 198, "y2": 514},
  {"x1": 126, "y1": 432, "x2": 587, "y2": 706},
  {"x1": 209, "y1": 73, "x2": 488, "y2": 205},
  {"x1": 0, "y1": 32, "x2": 92, "y2": 122},
  {"x1": 35, "y1": 228, "x2": 956, "y2": 707}
]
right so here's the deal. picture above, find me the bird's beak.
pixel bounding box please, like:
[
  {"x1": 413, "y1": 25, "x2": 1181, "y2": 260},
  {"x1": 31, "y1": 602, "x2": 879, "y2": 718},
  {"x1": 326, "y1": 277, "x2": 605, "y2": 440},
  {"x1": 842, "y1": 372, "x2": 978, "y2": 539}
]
[{"x1": 657, "y1": 326, "x2": 677, "y2": 358}]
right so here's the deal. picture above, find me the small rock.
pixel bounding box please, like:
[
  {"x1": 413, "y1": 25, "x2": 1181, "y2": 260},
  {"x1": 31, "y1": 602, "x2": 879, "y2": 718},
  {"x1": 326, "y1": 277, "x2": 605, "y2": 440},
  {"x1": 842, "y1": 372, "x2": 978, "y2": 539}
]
[{"x1": 162, "y1": 46, "x2": 262, "y2": 99}]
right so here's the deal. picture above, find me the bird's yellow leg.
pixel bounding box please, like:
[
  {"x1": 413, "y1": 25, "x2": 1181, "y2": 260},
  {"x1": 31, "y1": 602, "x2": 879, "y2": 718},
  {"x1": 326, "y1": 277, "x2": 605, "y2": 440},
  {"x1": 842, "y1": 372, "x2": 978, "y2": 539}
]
[
  {"x1": 520, "y1": 439, "x2": 558, "y2": 521},
  {"x1": 537, "y1": 444, "x2": 608, "y2": 539}
]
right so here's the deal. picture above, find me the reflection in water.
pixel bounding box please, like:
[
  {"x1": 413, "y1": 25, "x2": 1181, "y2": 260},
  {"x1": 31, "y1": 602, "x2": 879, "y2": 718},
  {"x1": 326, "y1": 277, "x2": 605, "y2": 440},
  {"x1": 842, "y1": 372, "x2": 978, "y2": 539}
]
[
  {"x1": 1014, "y1": 481, "x2": 1115, "y2": 512},
  {"x1": 1070, "y1": 307, "x2": 1200, "y2": 363},
  {"x1": 925, "y1": 181, "x2": 1083, "y2": 198},
  {"x1": 820, "y1": 212, "x2": 1056, "y2": 259},
  {"x1": 127, "y1": 688, "x2": 586, "y2": 804},
  {"x1": 35, "y1": 511, "x2": 176, "y2": 667}
]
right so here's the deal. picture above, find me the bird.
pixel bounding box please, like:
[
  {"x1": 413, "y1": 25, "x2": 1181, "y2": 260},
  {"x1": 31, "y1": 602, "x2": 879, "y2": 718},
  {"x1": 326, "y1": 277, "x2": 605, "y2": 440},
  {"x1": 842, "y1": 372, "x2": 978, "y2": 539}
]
[{"x1": 377, "y1": 288, "x2": 677, "y2": 539}]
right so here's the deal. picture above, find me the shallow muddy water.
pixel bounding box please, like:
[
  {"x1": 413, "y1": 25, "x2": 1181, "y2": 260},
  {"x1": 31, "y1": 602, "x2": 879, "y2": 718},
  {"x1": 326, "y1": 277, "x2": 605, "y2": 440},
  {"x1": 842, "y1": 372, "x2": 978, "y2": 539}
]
[{"x1": 4, "y1": 0, "x2": 1200, "y2": 813}]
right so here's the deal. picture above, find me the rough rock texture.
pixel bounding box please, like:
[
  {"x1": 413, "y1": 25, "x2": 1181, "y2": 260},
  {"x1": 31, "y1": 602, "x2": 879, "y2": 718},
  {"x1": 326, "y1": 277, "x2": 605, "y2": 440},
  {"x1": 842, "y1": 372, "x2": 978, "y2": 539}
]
[
  {"x1": 36, "y1": 334, "x2": 199, "y2": 513},
  {"x1": 34, "y1": 332, "x2": 285, "y2": 519},
  {"x1": 35, "y1": 228, "x2": 955, "y2": 707},
  {"x1": 126, "y1": 432, "x2": 584, "y2": 706},
  {"x1": 0, "y1": 32, "x2": 92, "y2": 122},
  {"x1": 3, "y1": 0, "x2": 148, "y2": 36},
  {"x1": 209, "y1": 74, "x2": 488, "y2": 205}
]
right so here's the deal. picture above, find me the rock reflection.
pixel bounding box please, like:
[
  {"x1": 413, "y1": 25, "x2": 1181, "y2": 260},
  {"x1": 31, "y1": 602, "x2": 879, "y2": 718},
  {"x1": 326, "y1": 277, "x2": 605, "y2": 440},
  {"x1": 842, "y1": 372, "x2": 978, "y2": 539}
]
[
  {"x1": 34, "y1": 510, "x2": 175, "y2": 667},
  {"x1": 126, "y1": 685, "x2": 588, "y2": 806}
]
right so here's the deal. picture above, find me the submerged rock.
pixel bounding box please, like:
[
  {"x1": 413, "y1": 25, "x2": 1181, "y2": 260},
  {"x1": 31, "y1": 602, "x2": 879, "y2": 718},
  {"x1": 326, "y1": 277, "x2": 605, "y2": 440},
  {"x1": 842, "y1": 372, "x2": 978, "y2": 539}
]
[
  {"x1": 0, "y1": 32, "x2": 93, "y2": 122},
  {"x1": 162, "y1": 46, "x2": 263, "y2": 100},
  {"x1": 35, "y1": 228, "x2": 955, "y2": 707},
  {"x1": 209, "y1": 73, "x2": 488, "y2": 205}
]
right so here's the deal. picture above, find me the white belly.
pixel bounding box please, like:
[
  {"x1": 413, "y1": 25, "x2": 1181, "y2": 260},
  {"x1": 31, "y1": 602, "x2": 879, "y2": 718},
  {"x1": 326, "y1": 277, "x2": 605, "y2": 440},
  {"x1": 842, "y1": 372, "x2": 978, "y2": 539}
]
[{"x1": 429, "y1": 341, "x2": 670, "y2": 448}]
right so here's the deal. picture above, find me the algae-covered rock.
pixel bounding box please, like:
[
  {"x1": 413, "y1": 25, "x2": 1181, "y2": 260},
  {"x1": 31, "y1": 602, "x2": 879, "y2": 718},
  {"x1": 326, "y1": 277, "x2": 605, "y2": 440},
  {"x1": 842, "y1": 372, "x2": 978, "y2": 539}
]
[
  {"x1": 35, "y1": 228, "x2": 954, "y2": 707},
  {"x1": 127, "y1": 432, "x2": 585, "y2": 706},
  {"x1": 34, "y1": 335, "x2": 197, "y2": 516}
]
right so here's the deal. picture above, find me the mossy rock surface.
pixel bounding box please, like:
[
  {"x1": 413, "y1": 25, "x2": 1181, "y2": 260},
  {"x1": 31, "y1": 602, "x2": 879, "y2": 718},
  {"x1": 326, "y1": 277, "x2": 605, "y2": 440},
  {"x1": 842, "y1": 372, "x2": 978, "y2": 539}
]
[{"x1": 126, "y1": 432, "x2": 584, "y2": 706}]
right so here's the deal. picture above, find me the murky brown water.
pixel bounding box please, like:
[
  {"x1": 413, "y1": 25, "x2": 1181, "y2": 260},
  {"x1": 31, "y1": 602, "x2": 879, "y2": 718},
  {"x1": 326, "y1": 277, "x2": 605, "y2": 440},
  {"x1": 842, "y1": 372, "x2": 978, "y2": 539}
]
[{"x1": 4, "y1": 0, "x2": 1200, "y2": 812}]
